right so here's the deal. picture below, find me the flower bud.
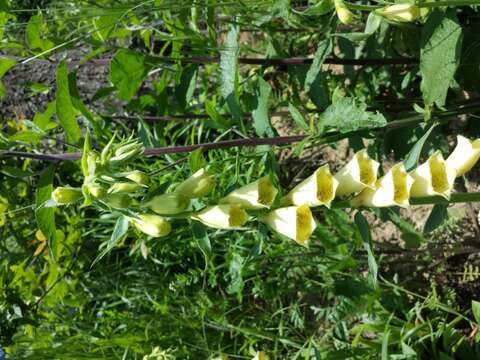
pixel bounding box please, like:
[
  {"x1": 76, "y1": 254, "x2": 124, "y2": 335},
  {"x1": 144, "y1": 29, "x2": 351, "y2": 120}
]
[
  {"x1": 131, "y1": 213, "x2": 171, "y2": 237},
  {"x1": 144, "y1": 193, "x2": 190, "y2": 215},
  {"x1": 174, "y1": 168, "x2": 215, "y2": 199},
  {"x1": 376, "y1": 3, "x2": 420, "y2": 23},
  {"x1": 260, "y1": 205, "x2": 316, "y2": 247},
  {"x1": 282, "y1": 165, "x2": 338, "y2": 208},
  {"x1": 51, "y1": 187, "x2": 83, "y2": 205},
  {"x1": 86, "y1": 183, "x2": 107, "y2": 199},
  {"x1": 125, "y1": 170, "x2": 149, "y2": 185},
  {"x1": 191, "y1": 204, "x2": 249, "y2": 229},
  {"x1": 352, "y1": 163, "x2": 414, "y2": 208},
  {"x1": 334, "y1": 0, "x2": 355, "y2": 24},
  {"x1": 335, "y1": 150, "x2": 380, "y2": 196},
  {"x1": 108, "y1": 182, "x2": 143, "y2": 194},
  {"x1": 219, "y1": 176, "x2": 278, "y2": 209},
  {"x1": 410, "y1": 151, "x2": 456, "y2": 199},
  {"x1": 103, "y1": 193, "x2": 132, "y2": 209},
  {"x1": 446, "y1": 135, "x2": 480, "y2": 177},
  {"x1": 109, "y1": 141, "x2": 144, "y2": 166}
]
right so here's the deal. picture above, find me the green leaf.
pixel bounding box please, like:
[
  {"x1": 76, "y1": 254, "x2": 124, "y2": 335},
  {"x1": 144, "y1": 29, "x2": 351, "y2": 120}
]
[
  {"x1": 25, "y1": 14, "x2": 54, "y2": 53},
  {"x1": 424, "y1": 204, "x2": 448, "y2": 233},
  {"x1": 220, "y1": 24, "x2": 241, "y2": 121},
  {"x1": 420, "y1": 9, "x2": 463, "y2": 107},
  {"x1": 251, "y1": 77, "x2": 274, "y2": 137},
  {"x1": 227, "y1": 252, "x2": 244, "y2": 295},
  {"x1": 191, "y1": 221, "x2": 211, "y2": 264},
  {"x1": 288, "y1": 103, "x2": 309, "y2": 133},
  {"x1": 296, "y1": 0, "x2": 334, "y2": 16},
  {"x1": 33, "y1": 101, "x2": 56, "y2": 131},
  {"x1": 35, "y1": 166, "x2": 57, "y2": 259},
  {"x1": 334, "y1": 12, "x2": 382, "y2": 42},
  {"x1": 319, "y1": 97, "x2": 386, "y2": 133},
  {"x1": 110, "y1": 49, "x2": 152, "y2": 101},
  {"x1": 381, "y1": 329, "x2": 390, "y2": 360},
  {"x1": 68, "y1": 71, "x2": 101, "y2": 135},
  {"x1": 354, "y1": 212, "x2": 377, "y2": 287},
  {"x1": 385, "y1": 209, "x2": 425, "y2": 248},
  {"x1": 56, "y1": 60, "x2": 81, "y2": 145},
  {"x1": 0, "y1": 166, "x2": 33, "y2": 178},
  {"x1": 81, "y1": 129, "x2": 91, "y2": 178},
  {"x1": 305, "y1": 38, "x2": 331, "y2": 109},
  {"x1": 472, "y1": 300, "x2": 480, "y2": 324},
  {"x1": 0, "y1": 58, "x2": 16, "y2": 98},
  {"x1": 93, "y1": 216, "x2": 129, "y2": 266},
  {"x1": 175, "y1": 64, "x2": 198, "y2": 109},
  {"x1": 0, "y1": 12, "x2": 15, "y2": 40},
  {"x1": 403, "y1": 124, "x2": 437, "y2": 172}
]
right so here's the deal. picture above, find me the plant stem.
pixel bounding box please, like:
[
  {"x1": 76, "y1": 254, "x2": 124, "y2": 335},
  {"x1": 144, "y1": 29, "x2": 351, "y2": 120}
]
[{"x1": 332, "y1": 192, "x2": 480, "y2": 209}]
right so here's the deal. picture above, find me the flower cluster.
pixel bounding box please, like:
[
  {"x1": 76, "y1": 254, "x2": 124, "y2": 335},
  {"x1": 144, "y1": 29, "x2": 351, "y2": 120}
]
[{"x1": 51, "y1": 136, "x2": 480, "y2": 246}]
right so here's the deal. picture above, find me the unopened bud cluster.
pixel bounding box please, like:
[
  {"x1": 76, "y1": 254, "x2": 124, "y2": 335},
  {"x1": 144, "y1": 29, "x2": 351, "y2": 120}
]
[{"x1": 52, "y1": 136, "x2": 480, "y2": 246}]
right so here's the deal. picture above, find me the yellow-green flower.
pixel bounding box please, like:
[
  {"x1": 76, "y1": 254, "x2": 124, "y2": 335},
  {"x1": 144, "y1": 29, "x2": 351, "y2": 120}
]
[
  {"x1": 376, "y1": 3, "x2": 420, "y2": 23},
  {"x1": 335, "y1": 149, "x2": 379, "y2": 196},
  {"x1": 410, "y1": 151, "x2": 456, "y2": 199},
  {"x1": 260, "y1": 205, "x2": 316, "y2": 247},
  {"x1": 191, "y1": 205, "x2": 249, "y2": 229},
  {"x1": 51, "y1": 187, "x2": 83, "y2": 205},
  {"x1": 446, "y1": 135, "x2": 480, "y2": 177},
  {"x1": 283, "y1": 165, "x2": 338, "y2": 208},
  {"x1": 219, "y1": 176, "x2": 278, "y2": 209},
  {"x1": 352, "y1": 163, "x2": 414, "y2": 208},
  {"x1": 144, "y1": 193, "x2": 190, "y2": 215},
  {"x1": 175, "y1": 168, "x2": 215, "y2": 198},
  {"x1": 131, "y1": 214, "x2": 171, "y2": 237}
]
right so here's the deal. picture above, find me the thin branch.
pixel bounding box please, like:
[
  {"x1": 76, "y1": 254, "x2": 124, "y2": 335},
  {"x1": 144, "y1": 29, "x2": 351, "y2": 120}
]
[
  {"x1": 0, "y1": 135, "x2": 306, "y2": 162},
  {"x1": 0, "y1": 54, "x2": 419, "y2": 68}
]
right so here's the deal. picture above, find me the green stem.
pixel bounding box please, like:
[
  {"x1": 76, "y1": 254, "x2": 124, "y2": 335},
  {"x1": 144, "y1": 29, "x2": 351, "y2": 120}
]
[
  {"x1": 344, "y1": 0, "x2": 478, "y2": 11},
  {"x1": 332, "y1": 192, "x2": 480, "y2": 209},
  {"x1": 417, "y1": 1, "x2": 479, "y2": 8}
]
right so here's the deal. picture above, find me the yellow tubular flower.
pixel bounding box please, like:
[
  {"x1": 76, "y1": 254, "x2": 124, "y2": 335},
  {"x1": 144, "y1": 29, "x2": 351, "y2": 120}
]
[
  {"x1": 144, "y1": 193, "x2": 190, "y2": 215},
  {"x1": 174, "y1": 168, "x2": 215, "y2": 198},
  {"x1": 410, "y1": 151, "x2": 456, "y2": 199},
  {"x1": 260, "y1": 205, "x2": 316, "y2": 247},
  {"x1": 334, "y1": 0, "x2": 354, "y2": 24},
  {"x1": 376, "y1": 3, "x2": 421, "y2": 23},
  {"x1": 283, "y1": 165, "x2": 339, "y2": 208},
  {"x1": 191, "y1": 205, "x2": 249, "y2": 229},
  {"x1": 352, "y1": 163, "x2": 414, "y2": 208},
  {"x1": 131, "y1": 214, "x2": 171, "y2": 237},
  {"x1": 334, "y1": 150, "x2": 380, "y2": 196},
  {"x1": 253, "y1": 352, "x2": 269, "y2": 360},
  {"x1": 219, "y1": 176, "x2": 278, "y2": 209},
  {"x1": 51, "y1": 187, "x2": 83, "y2": 204},
  {"x1": 446, "y1": 135, "x2": 480, "y2": 177}
]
